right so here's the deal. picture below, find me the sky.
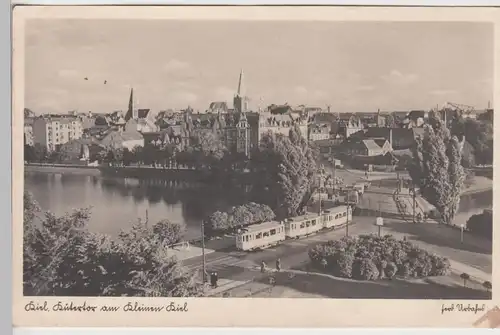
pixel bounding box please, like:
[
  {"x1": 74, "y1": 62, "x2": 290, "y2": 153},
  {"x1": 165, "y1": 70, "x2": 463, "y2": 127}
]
[{"x1": 25, "y1": 20, "x2": 493, "y2": 114}]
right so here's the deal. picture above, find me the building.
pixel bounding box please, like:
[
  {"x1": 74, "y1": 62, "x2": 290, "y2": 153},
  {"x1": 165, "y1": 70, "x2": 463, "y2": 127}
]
[
  {"x1": 32, "y1": 115, "x2": 83, "y2": 151},
  {"x1": 342, "y1": 115, "x2": 364, "y2": 138},
  {"x1": 257, "y1": 104, "x2": 309, "y2": 142},
  {"x1": 24, "y1": 117, "x2": 34, "y2": 146},
  {"x1": 99, "y1": 129, "x2": 144, "y2": 151},
  {"x1": 207, "y1": 101, "x2": 229, "y2": 114},
  {"x1": 309, "y1": 124, "x2": 330, "y2": 141},
  {"x1": 359, "y1": 127, "x2": 424, "y2": 150},
  {"x1": 345, "y1": 138, "x2": 392, "y2": 157}
]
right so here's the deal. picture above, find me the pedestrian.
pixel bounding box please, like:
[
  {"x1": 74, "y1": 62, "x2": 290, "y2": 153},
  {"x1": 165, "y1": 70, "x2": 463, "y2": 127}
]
[
  {"x1": 213, "y1": 272, "x2": 218, "y2": 288},
  {"x1": 276, "y1": 258, "x2": 281, "y2": 272},
  {"x1": 261, "y1": 261, "x2": 266, "y2": 273}
]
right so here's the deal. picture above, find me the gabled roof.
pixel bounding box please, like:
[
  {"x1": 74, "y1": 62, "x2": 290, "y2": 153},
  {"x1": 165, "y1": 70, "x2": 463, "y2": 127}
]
[
  {"x1": 362, "y1": 139, "x2": 382, "y2": 151},
  {"x1": 209, "y1": 101, "x2": 228, "y2": 111}
]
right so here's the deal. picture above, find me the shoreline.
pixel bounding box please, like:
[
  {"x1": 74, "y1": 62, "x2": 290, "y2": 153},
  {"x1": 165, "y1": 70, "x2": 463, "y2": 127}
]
[{"x1": 24, "y1": 164, "x2": 102, "y2": 176}]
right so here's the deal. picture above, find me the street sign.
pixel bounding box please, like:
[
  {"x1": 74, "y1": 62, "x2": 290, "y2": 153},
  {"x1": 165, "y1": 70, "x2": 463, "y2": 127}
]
[{"x1": 376, "y1": 217, "x2": 384, "y2": 226}]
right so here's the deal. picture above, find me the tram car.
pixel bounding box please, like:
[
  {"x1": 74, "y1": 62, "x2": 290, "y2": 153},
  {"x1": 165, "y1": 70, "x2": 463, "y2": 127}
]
[
  {"x1": 235, "y1": 221, "x2": 286, "y2": 251},
  {"x1": 322, "y1": 205, "x2": 351, "y2": 229},
  {"x1": 284, "y1": 212, "x2": 323, "y2": 239}
]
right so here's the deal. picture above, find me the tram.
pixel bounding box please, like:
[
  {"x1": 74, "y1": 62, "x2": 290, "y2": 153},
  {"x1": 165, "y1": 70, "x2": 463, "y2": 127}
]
[
  {"x1": 235, "y1": 221, "x2": 286, "y2": 251},
  {"x1": 283, "y1": 212, "x2": 323, "y2": 239},
  {"x1": 322, "y1": 205, "x2": 351, "y2": 229}
]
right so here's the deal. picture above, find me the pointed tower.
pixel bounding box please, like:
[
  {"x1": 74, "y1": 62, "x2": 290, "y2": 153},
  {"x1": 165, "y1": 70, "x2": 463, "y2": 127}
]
[
  {"x1": 233, "y1": 69, "x2": 248, "y2": 114},
  {"x1": 125, "y1": 88, "x2": 134, "y2": 121}
]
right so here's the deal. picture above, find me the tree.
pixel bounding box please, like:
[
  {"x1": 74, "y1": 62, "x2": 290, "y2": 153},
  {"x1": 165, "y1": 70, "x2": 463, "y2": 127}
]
[
  {"x1": 483, "y1": 281, "x2": 492, "y2": 292},
  {"x1": 190, "y1": 130, "x2": 227, "y2": 170},
  {"x1": 152, "y1": 219, "x2": 186, "y2": 246},
  {"x1": 23, "y1": 192, "x2": 202, "y2": 297},
  {"x1": 451, "y1": 116, "x2": 493, "y2": 165},
  {"x1": 408, "y1": 112, "x2": 465, "y2": 225},
  {"x1": 255, "y1": 125, "x2": 318, "y2": 218},
  {"x1": 466, "y1": 209, "x2": 492, "y2": 239},
  {"x1": 460, "y1": 272, "x2": 470, "y2": 288},
  {"x1": 385, "y1": 114, "x2": 395, "y2": 128},
  {"x1": 204, "y1": 203, "x2": 276, "y2": 235},
  {"x1": 30, "y1": 143, "x2": 48, "y2": 163}
]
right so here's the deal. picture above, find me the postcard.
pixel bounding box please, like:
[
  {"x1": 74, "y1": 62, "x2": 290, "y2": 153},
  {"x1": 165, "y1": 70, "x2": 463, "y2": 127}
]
[{"x1": 12, "y1": 5, "x2": 499, "y2": 328}]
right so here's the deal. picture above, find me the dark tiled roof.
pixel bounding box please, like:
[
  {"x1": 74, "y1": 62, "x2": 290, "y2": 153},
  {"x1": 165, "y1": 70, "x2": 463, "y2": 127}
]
[
  {"x1": 209, "y1": 102, "x2": 228, "y2": 111},
  {"x1": 138, "y1": 109, "x2": 151, "y2": 119}
]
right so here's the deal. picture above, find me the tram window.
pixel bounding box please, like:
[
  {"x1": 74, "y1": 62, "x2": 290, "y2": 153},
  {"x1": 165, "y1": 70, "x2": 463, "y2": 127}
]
[
  {"x1": 256, "y1": 233, "x2": 262, "y2": 239},
  {"x1": 300, "y1": 223, "x2": 305, "y2": 229},
  {"x1": 270, "y1": 229, "x2": 276, "y2": 235},
  {"x1": 263, "y1": 231, "x2": 270, "y2": 237},
  {"x1": 306, "y1": 220, "x2": 310, "y2": 227},
  {"x1": 245, "y1": 235, "x2": 249, "y2": 242},
  {"x1": 312, "y1": 219, "x2": 316, "y2": 226},
  {"x1": 335, "y1": 214, "x2": 339, "y2": 219}
]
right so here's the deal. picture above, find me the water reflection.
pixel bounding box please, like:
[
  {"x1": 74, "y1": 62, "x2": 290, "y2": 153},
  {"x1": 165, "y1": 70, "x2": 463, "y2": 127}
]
[
  {"x1": 24, "y1": 172, "x2": 493, "y2": 240},
  {"x1": 25, "y1": 172, "x2": 251, "y2": 240}
]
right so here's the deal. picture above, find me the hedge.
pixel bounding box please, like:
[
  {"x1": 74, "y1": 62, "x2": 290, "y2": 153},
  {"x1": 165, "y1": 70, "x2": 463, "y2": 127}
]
[{"x1": 308, "y1": 234, "x2": 451, "y2": 281}]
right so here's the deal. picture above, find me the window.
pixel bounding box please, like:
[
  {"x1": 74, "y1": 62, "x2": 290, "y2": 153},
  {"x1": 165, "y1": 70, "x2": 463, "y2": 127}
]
[
  {"x1": 270, "y1": 229, "x2": 276, "y2": 236},
  {"x1": 256, "y1": 233, "x2": 262, "y2": 239},
  {"x1": 343, "y1": 212, "x2": 347, "y2": 217},
  {"x1": 300, "y1": 223, "x2": 305, "y2": 229},
  {"x1": 245, "y1": 235, "x2": 249, "y2": 242},
  {"x1": 306, "y1": 221, "x2": 311, "y2": 227},
  {"x1": 312, "y1": 220, "x2": 316, "y2": 226},
  {"x1": 335, "y1": 214, "x2": 339, "y2": 219},
  {"x1": 263, "y1": 231, "x2": 270, "y2": 237}
]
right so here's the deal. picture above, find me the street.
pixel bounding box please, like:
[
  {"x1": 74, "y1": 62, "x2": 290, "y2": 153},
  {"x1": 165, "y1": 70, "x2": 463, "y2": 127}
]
[{"x1": 182, "y1": 213, "x2": 492, "y2": 297}]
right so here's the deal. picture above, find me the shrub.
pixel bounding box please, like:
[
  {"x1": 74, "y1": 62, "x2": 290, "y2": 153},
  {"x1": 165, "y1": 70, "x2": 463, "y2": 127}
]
[
  {"x1": 385, "y1": 262, "x2": 398, "y2": 279},
  {"x1": 460, "y1": 273, "x2": 470, "y2": 287},
  {"x1": 483, "y1": 281, "x2": 492, "y2": 292},
  {"x1": 353, "y1": 257, "x2": 379, "y2": 281},
  {"x1": 466, "y1": 209, "x2": 492, "y2": 239},
  {"x1": 333, "y1": 251, "x2": 355, "y2": 278},
  {"x1": 307, "y1": 234, "x2": 450, "y2": 281}
]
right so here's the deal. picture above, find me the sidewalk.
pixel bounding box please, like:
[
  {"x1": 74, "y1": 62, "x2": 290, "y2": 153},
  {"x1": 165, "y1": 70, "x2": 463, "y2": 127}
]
[{"x1": 168, "y1": 236, "x2": 235, "y2": 261}]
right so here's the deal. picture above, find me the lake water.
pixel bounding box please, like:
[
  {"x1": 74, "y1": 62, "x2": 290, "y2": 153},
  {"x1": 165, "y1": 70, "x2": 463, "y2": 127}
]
[
  {"x1": 24, "y1": 171, "x2": 492, "y2": 240},
  {"x1": 24, "y1": 172, "x2": 251, "y2": 240}
]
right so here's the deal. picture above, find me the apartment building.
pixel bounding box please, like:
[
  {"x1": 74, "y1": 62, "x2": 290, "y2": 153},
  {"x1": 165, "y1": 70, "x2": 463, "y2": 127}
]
[{"x1": 32, "y1": 115, "x2": 84, "y2": 151}]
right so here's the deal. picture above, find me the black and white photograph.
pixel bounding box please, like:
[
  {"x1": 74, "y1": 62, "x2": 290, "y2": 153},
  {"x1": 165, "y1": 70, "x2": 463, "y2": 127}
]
[{"x1": 20, "y1": 14, "x2": 493, "y2": 303}]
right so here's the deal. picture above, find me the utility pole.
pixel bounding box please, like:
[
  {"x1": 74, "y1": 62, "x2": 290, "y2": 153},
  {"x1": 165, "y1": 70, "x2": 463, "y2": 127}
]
[
  {"x1": 412, "y1": 185, "x2": 416, "y2": 224},
  {"x1": 318, "y1": 165, "x2": 324, "y2": 215},
  {"x1": 201, "y1": 220, "x2": 207, "y2": 287},
  {"x1": 345, "y1": 204, "x2": 350, "y2": 237}
]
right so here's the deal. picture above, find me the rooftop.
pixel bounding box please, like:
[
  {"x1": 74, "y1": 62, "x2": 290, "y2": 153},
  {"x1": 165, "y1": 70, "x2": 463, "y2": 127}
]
[
  {"x1": 362, "y1": 139, "x2": 383, "y2": 151},
  {"x1": 239, "y1": 221, "x2": 283, "y2": 234},
  {"x1": 287, "y1": 212, "x2": 320, "y2": 222}
]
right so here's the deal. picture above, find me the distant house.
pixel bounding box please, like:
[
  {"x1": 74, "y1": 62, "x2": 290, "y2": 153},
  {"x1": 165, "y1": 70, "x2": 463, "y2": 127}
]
[
  {"x1": 363, "y1": 127, "x2": 424, "y2": 150},
  {"x1": 24, "y1": 117, "x2": 34, "y2": 146},
  {"x1": 345, "y1": 138, "x2": 391, "y2": 157},
  {"x1": 309, "y1": 124, "x2": 331, "y2": 141},
  {"x1": 207, "y1": 101, "x2": 229, "y2": 114},
  {"x1": 100, "y1": 130, "x2": 144, "y2": 151}
]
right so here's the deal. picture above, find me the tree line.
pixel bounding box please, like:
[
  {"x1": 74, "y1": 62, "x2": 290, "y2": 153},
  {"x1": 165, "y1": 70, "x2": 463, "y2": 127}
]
[{"x1": 23, "y1": 192, "x2": 201, "y2": 297}]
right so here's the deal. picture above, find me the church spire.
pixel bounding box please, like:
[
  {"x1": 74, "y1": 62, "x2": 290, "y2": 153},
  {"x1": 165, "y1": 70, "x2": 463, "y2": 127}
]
[
  {"x1": 237, "y1": 69, "x2": 243, "y2": 96},
  {"x1": 125, "y1": 88, "x2": 134, "y2": 121}
]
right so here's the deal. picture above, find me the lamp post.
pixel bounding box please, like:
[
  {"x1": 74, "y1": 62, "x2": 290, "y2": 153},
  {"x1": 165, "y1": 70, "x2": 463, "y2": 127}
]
[
  {"x1": 346, "y1": 205, "x2": 351, "y2": 237},
  {"x1": 376, "y1": 217, "x2": 384, "y2": 237},
  {"x1": 409, "y1": 184, "x2": 416, "y2": 224},
  {"x1": 201, "y1": 220, "x2": 207, "y2": 287},
  {"x1": 376, "y1": 202, "x2": 384, "y2": 237},
  {"x1": 460, "y1": 223, "x2": 465, "y2": 243}
]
